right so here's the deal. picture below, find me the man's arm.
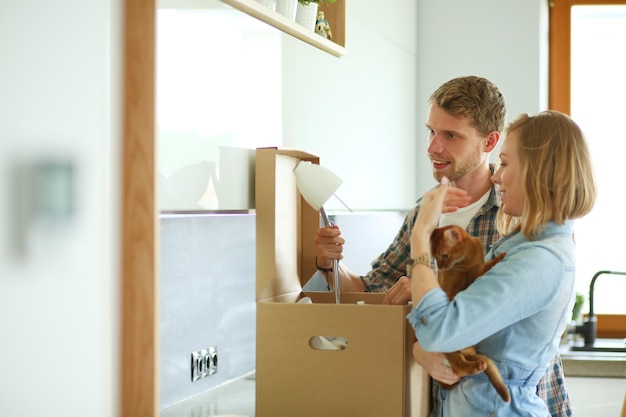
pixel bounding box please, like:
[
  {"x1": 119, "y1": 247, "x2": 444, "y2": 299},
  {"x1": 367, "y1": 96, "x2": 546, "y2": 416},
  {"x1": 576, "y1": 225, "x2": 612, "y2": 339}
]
[
  {"x1": 317, "y1": 261, "x2": 365, "y2": 292},
  {"x1": 314, "y1": 225, "x2": 365, "y2": 292}
]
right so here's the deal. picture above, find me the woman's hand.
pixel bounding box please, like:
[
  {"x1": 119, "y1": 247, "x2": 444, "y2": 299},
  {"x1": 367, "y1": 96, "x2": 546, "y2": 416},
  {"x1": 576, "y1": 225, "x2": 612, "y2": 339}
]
[
  {"x1": 409, "y1": 177, "x2": 471, "y2": 302},
  {"x1": 413, "y1": 177, "x2": 470, "y2": 238},
  {"x1": 412, "y1": 341, "x2": 460, "y2": 386},
  {"x1": 442, "y1": 180, "x2": 472, "y2": 213}
]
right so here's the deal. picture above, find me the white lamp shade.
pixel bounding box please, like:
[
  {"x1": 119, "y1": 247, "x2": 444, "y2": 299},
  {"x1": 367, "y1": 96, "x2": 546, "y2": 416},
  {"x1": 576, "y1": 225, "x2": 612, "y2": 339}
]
[{"x1": 293, "y1": 161, "x2": 342, "y2": 210}]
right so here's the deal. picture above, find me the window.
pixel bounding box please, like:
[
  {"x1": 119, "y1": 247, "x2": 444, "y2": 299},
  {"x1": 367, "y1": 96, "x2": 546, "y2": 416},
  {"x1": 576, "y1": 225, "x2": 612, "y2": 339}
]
[
  {"x1": 156, "y1": 6, "x2": 282, "y2": 210},
  {"x1": 550, "y1": 1, "x2": 626, "y2": 334}
]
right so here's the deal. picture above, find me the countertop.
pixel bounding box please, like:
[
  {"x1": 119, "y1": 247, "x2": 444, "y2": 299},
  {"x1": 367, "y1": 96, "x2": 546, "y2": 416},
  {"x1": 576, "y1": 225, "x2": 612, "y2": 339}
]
[
  {"x1": 160, "y1": 341, "x2": 626, "y2": 417},
  {"x1": 560, "y1": 338, "x2": 626, "y2": 378},
  {"x1": 161, "y1": 372, "x2": 255, "y2": 417}
]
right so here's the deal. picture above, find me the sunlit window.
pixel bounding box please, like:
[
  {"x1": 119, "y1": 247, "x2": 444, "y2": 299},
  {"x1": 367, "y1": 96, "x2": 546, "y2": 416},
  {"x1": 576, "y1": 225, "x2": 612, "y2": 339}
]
[
  {"x1": 156, "y1": 6, "x2": 282, "y2": 210},
  {"x1": 570, "y1": 5, "x2": 626, "y2": 313}
]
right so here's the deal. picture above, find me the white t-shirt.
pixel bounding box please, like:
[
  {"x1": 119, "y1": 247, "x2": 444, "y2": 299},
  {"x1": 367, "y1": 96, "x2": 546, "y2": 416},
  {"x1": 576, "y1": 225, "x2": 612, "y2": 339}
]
[{"x1": 438, "y1": 189, "x2": 491, "y2": 229}]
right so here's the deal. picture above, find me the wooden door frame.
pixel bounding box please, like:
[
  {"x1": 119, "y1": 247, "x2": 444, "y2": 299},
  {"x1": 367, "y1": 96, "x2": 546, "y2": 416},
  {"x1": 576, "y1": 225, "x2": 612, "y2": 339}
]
[
  {"x1": 550, "y1": 0, "x2": 626, "y2": 338},
  {"x1": 121, "y1": 0, "x2": 158, "y2": 416},
  {"x1": 549, "y1": 0, "x2": 626, "y2": 113}
]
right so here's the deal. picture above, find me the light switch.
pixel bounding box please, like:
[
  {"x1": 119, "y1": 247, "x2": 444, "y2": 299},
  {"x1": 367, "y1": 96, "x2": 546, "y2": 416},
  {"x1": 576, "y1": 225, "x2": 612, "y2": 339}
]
[{"x1": 10, "y1": 158, "x2": 74, "y2": 259}]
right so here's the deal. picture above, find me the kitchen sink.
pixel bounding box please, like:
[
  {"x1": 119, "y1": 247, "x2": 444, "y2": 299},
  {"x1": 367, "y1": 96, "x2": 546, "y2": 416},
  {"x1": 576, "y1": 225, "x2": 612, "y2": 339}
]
[
  {"x1": 559, "y1": 338, "x2": 626, "y2": 378},
  {"x1": 567, "y1": 338, "x2": 626, "y2": 353}
]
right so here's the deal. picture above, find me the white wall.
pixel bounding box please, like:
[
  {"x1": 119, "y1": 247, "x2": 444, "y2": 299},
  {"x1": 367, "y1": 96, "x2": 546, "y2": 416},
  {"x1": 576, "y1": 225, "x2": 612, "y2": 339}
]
[
  {"x1": 414, "y1": 0, "x2": 549, "y2": 196},
  {"x1": 156, "y1": 1, "x2": 549, "y2": 212},
  {"x1": 283, "y1": 0, "x2": 419, "y2": 211},
  {"x1": 0, "y1": 1, "x2": 121, "y2": 416},
  {"x1": 156, "y1": 2, "x2": 282, "y2": 211},
  {"x1": 286, "y1": 0, "x2": 549, "y2": 207},
  {"x1": 159, "y1": 214, "x2": 256, "y2": 408},
  {"x1": 156, "y1": 0, "x2": 420, "y2": 212}
]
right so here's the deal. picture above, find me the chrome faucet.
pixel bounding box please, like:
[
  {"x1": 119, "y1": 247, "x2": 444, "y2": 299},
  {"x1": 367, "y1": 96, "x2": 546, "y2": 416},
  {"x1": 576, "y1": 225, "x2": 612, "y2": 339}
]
[{"x1": 573, "y1": 270, "x2": 626, "y2": 347}]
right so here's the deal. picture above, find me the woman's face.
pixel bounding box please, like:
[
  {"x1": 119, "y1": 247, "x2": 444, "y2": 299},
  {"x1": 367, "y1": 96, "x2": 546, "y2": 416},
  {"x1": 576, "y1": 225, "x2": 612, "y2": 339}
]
[{"x1": 492, "y1": 131, "x2": 523, "y2": 217}]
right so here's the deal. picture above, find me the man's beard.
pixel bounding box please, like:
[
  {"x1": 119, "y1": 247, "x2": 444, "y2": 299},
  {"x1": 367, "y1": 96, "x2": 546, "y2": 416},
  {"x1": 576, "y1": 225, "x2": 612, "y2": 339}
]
[{"x1": 432, "y1": 149, "x2": 482, "y2": 184}]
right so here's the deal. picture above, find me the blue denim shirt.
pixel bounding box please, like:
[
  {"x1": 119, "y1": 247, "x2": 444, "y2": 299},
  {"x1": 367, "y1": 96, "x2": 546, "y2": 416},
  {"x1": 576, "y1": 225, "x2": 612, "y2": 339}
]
[{"x1": 407, "y1": 221, "x2": 576, "y2": 417}]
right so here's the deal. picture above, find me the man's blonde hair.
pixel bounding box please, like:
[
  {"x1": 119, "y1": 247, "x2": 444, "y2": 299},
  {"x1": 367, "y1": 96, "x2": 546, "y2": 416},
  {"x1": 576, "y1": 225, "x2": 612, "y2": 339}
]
[{"x1": 429, "y1": 75, "x2": 507, "y2": 136}]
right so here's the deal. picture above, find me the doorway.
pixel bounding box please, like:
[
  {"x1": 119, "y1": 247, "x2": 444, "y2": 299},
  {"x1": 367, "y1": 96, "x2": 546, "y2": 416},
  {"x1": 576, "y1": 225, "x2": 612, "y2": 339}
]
[{"x1": 121, "y1": 0, "x2": 158, "y2": 416}]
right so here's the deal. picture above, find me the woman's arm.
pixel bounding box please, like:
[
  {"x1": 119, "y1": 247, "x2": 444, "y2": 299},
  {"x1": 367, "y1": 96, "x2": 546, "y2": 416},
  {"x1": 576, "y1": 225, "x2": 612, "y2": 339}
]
[
  {"x1": 409, "y1": 177, "x2": 468, "y2": 304},
  {"x1": 411, "y1": 242, "x2": 570, "y2": 352}
]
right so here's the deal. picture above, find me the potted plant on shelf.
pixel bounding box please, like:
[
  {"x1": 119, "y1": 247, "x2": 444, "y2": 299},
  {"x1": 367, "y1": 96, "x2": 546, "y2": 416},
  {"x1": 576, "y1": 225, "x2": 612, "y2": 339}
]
[{"x1": 296, "y1": 0, "x2": 336, "y2": 31}]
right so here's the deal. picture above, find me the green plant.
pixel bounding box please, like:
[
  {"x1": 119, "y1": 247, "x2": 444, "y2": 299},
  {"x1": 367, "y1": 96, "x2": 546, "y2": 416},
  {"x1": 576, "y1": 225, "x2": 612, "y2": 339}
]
[{"x1": 572, "y1": 292, "x2": 585, "y2": 322}]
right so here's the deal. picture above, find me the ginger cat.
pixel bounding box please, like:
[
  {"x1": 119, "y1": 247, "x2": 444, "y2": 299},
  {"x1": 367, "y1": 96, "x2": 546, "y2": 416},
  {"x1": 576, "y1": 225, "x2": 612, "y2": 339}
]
[{"x1": 428, "y1": 224, "x2": 510, "y2": 403}]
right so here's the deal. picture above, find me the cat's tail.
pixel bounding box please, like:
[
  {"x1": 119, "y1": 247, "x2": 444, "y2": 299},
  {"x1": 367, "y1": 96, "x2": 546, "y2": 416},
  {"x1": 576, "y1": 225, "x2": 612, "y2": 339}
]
[{"x1": 482, "y1": 356, "x2": 511, "y2": 403}]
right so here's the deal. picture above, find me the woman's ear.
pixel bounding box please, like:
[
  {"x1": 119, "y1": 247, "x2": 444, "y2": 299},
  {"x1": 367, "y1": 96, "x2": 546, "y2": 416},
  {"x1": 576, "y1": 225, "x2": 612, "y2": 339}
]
[{"x1": 484, "y1": 131, "x2": 500, "y2": 152}]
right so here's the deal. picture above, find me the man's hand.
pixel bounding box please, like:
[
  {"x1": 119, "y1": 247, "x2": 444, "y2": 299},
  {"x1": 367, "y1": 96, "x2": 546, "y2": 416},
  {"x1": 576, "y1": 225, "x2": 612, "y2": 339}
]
[
  {"x1": 412, "y1": 340, "x2": 460, "y2": 385},
  {"x1": 383, "y1": 276, "x2": 412, "y2": 305},
  {"x1": 314, "y1": 225, "x2": 344, "y2": 270}
]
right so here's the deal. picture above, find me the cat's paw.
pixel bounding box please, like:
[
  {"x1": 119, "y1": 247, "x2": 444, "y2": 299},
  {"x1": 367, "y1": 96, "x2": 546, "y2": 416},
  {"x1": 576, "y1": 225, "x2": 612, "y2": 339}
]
[{"x1": 471, "y1": 359, "x2": 488, "y2": 374}]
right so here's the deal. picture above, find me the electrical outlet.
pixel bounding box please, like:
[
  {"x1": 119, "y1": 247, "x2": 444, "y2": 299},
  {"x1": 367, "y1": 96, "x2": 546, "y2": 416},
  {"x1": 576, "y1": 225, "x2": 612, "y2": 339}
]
[
  {"x1": 191, "y1": 349, "x2": 206, "y2": 381},
  {"x1": 206, "y1": 346, "x2": 218, "y2": 376},
  {"x1": 191, "y1": 346, "x2": 218, "y2": 381}
]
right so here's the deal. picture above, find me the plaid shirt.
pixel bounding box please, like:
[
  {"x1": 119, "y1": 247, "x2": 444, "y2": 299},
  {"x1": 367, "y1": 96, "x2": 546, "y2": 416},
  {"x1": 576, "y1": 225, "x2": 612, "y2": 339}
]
[{"x1": 360, "y1": 179, "x2": 572, "y2": 417}]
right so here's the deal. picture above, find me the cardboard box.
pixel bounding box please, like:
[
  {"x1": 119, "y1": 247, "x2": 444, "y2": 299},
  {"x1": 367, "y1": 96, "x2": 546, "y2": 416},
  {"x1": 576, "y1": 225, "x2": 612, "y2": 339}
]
[{"x1": 255, "y1": 147, "x2": 429, "y2": 417}]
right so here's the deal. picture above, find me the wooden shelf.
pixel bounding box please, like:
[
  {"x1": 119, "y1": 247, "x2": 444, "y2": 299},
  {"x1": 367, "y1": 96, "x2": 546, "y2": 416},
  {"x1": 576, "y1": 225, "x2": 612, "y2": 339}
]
[{"x1": 221, "y1": 0, "x2": 346, "y2": 57}]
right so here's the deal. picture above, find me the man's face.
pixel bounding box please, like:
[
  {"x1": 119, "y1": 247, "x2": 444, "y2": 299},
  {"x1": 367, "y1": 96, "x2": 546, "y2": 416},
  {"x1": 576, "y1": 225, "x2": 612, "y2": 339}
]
[{"x1": 425, "y1": 104, "x2": 487, "y2": 183}]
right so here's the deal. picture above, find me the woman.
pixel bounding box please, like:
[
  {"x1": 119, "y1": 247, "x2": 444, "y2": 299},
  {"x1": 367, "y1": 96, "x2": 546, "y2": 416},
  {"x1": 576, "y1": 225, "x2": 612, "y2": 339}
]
[{"x1": 407, "y1": 110, "x2": 596, "y2": 416}]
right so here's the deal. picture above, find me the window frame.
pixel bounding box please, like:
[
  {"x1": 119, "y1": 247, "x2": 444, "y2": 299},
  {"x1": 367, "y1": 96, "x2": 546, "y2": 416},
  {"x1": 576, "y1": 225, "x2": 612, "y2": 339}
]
[{"x1": 549, "y1": 0, "x2": 626, "y2": 338}]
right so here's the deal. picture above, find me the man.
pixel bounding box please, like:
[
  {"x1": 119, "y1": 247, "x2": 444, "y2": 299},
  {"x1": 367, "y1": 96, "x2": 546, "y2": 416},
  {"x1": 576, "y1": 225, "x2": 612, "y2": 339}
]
[{"x1": 314, "y1": 76, "x2": 572, "y2": 416}]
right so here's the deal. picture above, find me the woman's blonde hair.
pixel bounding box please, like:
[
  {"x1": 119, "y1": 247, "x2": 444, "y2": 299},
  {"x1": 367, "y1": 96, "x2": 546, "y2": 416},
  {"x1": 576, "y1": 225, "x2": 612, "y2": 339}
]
[{"x1": 496, "y1": 110, "x2": 597, "y2": 239}]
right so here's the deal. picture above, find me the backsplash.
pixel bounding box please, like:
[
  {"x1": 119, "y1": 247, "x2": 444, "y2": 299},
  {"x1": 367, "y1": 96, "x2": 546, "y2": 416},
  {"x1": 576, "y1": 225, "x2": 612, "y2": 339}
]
[
  {"x1": 159, "y1": 213, "x2": 256, "y2": 409},
  {"x1": 158, "y1": 210, "x2": 407, "y2": 409},
  {"x1": 330, "y1": 211, "x2": 408, "y2": 276}
]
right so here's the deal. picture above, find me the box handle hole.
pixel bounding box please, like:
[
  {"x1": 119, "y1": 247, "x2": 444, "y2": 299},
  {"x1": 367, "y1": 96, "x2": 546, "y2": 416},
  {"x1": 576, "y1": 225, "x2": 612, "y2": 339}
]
[{"x1": 308, "y1": 336, "x2": 348, "y2": 350}]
